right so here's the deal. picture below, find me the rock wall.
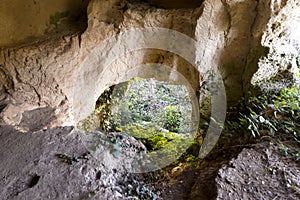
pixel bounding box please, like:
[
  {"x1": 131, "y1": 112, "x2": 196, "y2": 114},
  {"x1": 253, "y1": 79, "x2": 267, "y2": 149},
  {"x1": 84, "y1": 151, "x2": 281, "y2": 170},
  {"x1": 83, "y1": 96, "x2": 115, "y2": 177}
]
[
  {"x1": 252, "y1": 0, "x2": 300, "y2": 87},
  {"x1": 0, "y1": 0, "x2": 296, "y2": 130},
  {"x1": 0, "y1": 0, "x2": 89, "y2": 47}
]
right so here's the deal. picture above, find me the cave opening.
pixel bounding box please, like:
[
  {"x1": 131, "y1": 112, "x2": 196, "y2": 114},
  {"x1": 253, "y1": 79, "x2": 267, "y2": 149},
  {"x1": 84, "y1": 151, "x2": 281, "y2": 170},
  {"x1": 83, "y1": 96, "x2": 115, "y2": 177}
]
[
  {"x1": 96, "y1": 78, "x2": 194, "y2": 134},
  {"x1": 77, "y1": 77, "x2": 201, "y2": 159}
]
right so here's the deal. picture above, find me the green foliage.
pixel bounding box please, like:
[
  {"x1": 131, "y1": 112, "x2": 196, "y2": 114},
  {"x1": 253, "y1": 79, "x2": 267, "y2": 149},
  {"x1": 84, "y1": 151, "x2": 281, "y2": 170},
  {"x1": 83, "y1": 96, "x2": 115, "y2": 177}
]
[
  {"x1": 226, "y1": 84, "x2": 300, "y2": 160},
  {"x1": 236, "y1": 85, "x2": 300, "y2": 138},
  {"x1": 76, "y1": 109, "x2": 99, "y2": 131},
  {"x1": 278, "y1": 143, "x2": 300, "y2": 161},
  {"x1": 148, "y1": 132, "x2": 202, "y2": 167},
  {"x1": 144, "y1": 132, "x2": 169, "y2": 151},
  {"x1": 78, "y1": 78, "x2": 200, "y2": 168},
  {"x1": 124, "y1": 124, "x2": 184, "y2": 151},
  {"x1": 86, "y1": 189, "x2": 99, "y2": 199},
  {"x1": 279, "y1": 144, "x2": 291, "y2": 156},
  {"x1": 274, "y1": 87, "x2": 300, "y2": 114},
  {"x1": 96, "y1": 87, "x2": 114, "y2": 132},
  {"x1": 163, "y1": 105, "x2": 182, "y2": 132},
  {"x1": 77, "y1": 88, "x2": 114, "y2": 132},
  {"x1": 149, "y1": 134, "x2": 191, "y2": 166},
  {"x1": 77, "y1": 78, "x2": 193, "y2": 136},
  {"x1": 239, "y1": 108, "x2": 277, "y2": 137},
  {"x1": 109, "y1": 78, "x2": 193, "y2": 134},
  {"x1": 185, "y1": 155, "x2": 199, "y2": 167},
  {"x1": 296, "y1": 151, "x2": 300, "y2": 161},
  {"x1": 122, "y1": 124, "x2": 200, "y2": 166}
]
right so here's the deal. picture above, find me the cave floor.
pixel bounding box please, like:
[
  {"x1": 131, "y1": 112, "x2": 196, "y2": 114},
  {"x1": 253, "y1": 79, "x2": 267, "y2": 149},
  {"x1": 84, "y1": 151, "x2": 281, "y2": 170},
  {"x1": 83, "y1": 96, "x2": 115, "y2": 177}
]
[{"x1": 0, "y1": 123, "x2": 299, "y2": 199}]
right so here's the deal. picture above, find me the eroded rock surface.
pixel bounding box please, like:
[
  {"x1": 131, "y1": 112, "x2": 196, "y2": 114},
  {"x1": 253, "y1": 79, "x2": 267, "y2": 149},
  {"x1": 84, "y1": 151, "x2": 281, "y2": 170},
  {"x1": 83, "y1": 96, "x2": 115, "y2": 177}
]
[
  {"x1": 252, "y1": 0, "x2": 300, "y2": 90},
  {"x1": 1, "y1": 0, "x2": 295, "y2": 130},
  {"x1": 216, "y1": 142, "x2": 300, "y2": 200}
]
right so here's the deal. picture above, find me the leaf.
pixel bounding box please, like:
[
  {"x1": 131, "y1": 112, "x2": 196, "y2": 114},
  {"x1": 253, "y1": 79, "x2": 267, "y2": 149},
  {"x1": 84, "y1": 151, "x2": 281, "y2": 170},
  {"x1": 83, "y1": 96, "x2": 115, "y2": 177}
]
[
  {"x1": 274, "y1": 111, "x2": 278, "y2": 118},
  {"x1": 259, "y1": 116, "x2": 265, "y2": 123},
  {"x1": 251, "y1": 130, "x2": 256, "y2": 137},
  {"x1": 249, "y1": 108, "x2": 257, "y2": 115}
]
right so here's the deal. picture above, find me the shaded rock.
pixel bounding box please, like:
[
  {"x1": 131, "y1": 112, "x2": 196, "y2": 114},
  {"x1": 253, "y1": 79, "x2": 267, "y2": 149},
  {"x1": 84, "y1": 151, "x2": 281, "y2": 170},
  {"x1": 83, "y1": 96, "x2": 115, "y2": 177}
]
[
  {"x1": 215, "y1": 142, "x2": 300, "y2": 200},
  {"x1": 19, "y1": 107, "x2": 56, "y2": 132},
  {"x1": 0, "y1": 125, "x2": 156, "y2": 200}
]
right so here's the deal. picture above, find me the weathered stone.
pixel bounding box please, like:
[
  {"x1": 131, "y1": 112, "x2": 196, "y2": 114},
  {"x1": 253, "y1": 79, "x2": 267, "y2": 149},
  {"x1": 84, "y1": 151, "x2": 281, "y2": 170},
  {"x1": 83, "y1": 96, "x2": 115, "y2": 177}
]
[
  {"x1": 0, "y1": 0, "x2": 297, "y2": 130},
  {"x1": 252, "y1": 0, "x2": 300, "y2": 89},
  {"x1": 0, "y1": 125, "x2": 150, "y2": 200},
  {"x1": 215, "y1": 143, "x2": 300, "y2": 200}
]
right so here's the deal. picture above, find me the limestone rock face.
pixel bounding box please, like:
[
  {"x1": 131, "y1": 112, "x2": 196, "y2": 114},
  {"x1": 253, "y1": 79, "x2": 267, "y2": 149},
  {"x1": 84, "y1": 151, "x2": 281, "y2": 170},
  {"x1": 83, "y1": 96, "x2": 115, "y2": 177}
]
[
  {"x1": 0, "y1": 0, "x2": 296, "y2": 129},
  {"x1": 252, "y1": 0, "x2": 300, "y2": 89}
]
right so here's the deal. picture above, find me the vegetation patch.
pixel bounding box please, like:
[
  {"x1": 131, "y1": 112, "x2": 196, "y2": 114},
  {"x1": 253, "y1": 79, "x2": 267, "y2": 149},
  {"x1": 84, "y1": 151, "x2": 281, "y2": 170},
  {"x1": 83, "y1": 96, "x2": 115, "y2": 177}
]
[
  {"x1": 227, "y1": 55, "x2": 300, "y2": 161},
  {"x1": 77, "y1": 77, "x2": 201, "y2": 167}
]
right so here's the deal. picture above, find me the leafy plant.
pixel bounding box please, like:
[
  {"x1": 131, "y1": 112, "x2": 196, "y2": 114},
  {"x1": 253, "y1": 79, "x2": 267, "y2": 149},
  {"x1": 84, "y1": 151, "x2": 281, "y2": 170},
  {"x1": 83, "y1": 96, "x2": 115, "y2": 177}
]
[
  {"x1": 107, "y1": 78, "x2": 192, "y2": 134},
  {"x1": 239, "y1": 108, "x2": 277, "y2": 137},
  {"x1": 163, "y1": 105, "x2": 182, "y2": 132},
  {"x1": 236, "y1": 84, "x2": 300, "y2": 138},
  {"x1": 295, "y1": 151, "x2": 300, "y2": 161},
  {"x1": 279, "y1": 144, "x2": 290, "y2": 156},
  {"x1": 96, "y1": 87, "x2": 114, "y2": 132},
  {"x1": 86, "y1": 189, "x2": 99, "y2": 199},
  {"x1": 226, "y1": 83, "x2": 300, "y2": 161},
  {"x1": 274, "y1": 87, "x2": 300, "y2": 115}
]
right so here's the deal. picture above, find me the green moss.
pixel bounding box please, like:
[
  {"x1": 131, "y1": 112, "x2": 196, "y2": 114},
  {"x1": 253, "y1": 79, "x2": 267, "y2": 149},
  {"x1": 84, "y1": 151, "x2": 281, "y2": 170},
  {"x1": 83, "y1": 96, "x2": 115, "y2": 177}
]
[
  {"x1": 143, "y1": 132, "x2": 168, "y2": 150},
  {"x1": 185, "y1": 155, "x2": 199, "y2": 167},
  {"x1": 124, "y1": 124, "x2": 196, "y2": 162},
  {"x1": 124, "y1": 124, "x2": 156, "y2": 139},
  {"x1": 147, "y1": 134, "x2": 198, "y2": 167}
]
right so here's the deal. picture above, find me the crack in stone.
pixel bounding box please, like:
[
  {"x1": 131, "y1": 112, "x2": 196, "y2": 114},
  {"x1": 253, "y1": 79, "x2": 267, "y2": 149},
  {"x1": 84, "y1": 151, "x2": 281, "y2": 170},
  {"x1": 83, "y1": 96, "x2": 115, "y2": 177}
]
[{"x1": 220, "y1": 0, "x2": 232, "y2": 46}]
